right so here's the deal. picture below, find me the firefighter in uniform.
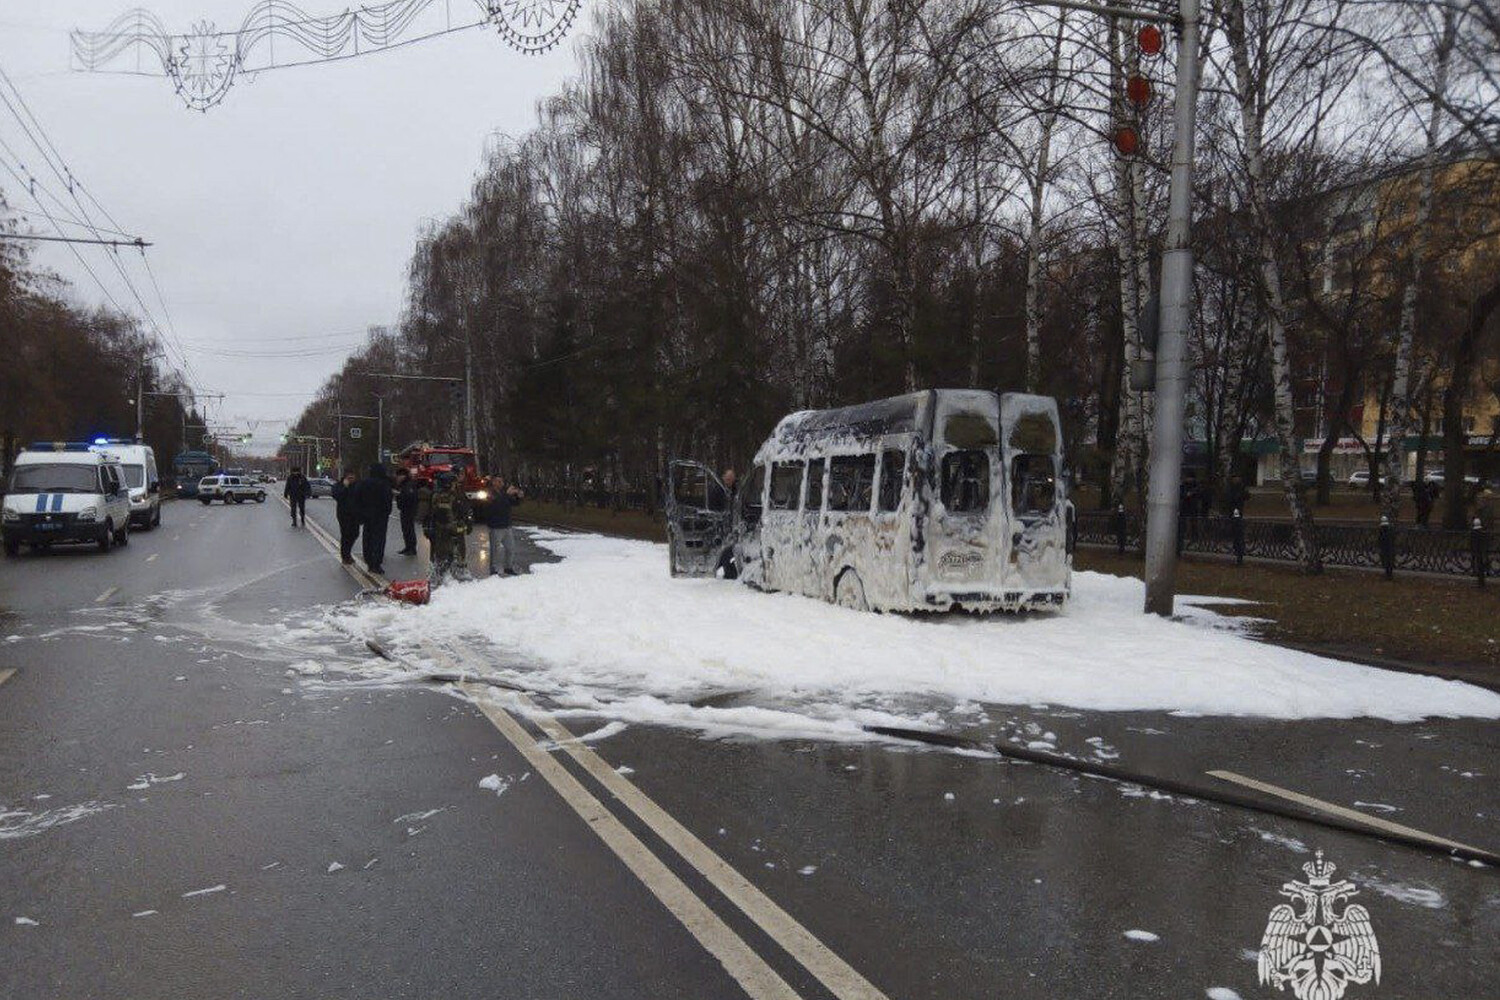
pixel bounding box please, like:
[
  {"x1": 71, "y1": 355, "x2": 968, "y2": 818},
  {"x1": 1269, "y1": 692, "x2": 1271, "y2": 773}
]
[{"x1": 419, "y1": 470, "x2": 473, "y2": 581}]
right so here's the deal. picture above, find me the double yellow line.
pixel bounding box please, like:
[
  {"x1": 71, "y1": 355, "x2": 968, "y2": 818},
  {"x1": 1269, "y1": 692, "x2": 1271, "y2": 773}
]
[{"x1": 290, "y1": 496, "x2": 889, "y2": 1000}]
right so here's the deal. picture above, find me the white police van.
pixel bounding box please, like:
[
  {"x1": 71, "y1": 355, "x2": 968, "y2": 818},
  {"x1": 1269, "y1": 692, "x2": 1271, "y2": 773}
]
[
  {"x1": 89, "y1": 438, "x2": 162, "y2": 529},
  {"x1": 2, "y1": 443, "x2": 133, "y2": 555}
]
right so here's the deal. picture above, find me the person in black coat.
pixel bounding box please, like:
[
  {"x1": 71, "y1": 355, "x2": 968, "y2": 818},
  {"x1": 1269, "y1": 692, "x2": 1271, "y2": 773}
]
[
  {"x1": 284, "y1": 468, "x2": 312, "y2": 527},
  {"x1": 331, "y1": 470, "x2": 360, "y2": 564},
  {"x1": 353, "y1": 462, "x2": 395, "y2": 574},
  {"x1": 394, "y1": 467, "x2": 420, "y2": 555}
]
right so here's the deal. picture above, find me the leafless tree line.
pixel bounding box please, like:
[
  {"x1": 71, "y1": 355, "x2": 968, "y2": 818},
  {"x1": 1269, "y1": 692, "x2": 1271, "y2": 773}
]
[{"x1": 296, "y1": 0, "x2": 1499, "y2": 566}]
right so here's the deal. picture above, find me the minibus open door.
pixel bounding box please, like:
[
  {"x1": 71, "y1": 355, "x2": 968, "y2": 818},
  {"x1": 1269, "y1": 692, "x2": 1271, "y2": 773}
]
[{"x1": 663, "y1": 460, "x2": 732, "y2": 577}]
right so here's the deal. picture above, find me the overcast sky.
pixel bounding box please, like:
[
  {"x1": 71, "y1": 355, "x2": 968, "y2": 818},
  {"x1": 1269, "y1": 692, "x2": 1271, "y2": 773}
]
[{"x1": 0, "y1": 0, "x2": 579, "y2": 455}]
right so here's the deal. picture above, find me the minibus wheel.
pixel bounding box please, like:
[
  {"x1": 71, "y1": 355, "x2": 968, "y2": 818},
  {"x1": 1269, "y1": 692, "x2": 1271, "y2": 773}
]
[{"x1": 834, "y1": 569, "x2": 868, "y2": 612}]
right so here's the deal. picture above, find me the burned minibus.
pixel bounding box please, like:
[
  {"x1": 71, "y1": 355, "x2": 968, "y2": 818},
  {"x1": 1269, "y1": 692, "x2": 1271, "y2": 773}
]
[{"x1": 665, "y1": 389, "x2": 1074, "y2": 612}]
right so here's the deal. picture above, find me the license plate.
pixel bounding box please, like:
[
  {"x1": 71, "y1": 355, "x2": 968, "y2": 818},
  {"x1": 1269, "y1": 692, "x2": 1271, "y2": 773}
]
[{"x1": 36, "y1": 522, "x2": 61, "y2": 531}]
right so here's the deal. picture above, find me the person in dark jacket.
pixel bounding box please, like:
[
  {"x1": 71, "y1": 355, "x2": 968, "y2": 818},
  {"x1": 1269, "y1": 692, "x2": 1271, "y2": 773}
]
[
  {"x1": 394, "y1": 468, "x2": 420, "y2": 555},
  {"x1": 353, "y1": 462, "x2": 394, "y2": 575},
  {"x1": 481, "y1": 475, "x2": 525, "y2": 575},
  {"x1": 284, "y1": 467, "x2": 312, "y2": 527},
  {"x1": 331, "y1": 470, "x2": 360, "y2": 564}
]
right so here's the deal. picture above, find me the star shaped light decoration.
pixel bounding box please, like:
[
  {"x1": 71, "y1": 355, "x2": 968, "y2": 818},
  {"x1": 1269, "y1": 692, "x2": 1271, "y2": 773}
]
[
  {"x1": 486, "y1": 0, "x2": 582, "y2": 53},
  {"x1": 168, "y1": 20, "x2": 238, "y2": 111}
]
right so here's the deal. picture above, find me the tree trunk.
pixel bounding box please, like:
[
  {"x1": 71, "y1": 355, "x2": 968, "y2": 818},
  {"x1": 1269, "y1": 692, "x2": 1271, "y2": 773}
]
[
  {"x1": 1442, "y1": 274, "x2": 1500, "y2": 527},
  {"x1": 1381, "y1": 8, "x2": 1456, "y2": 524},
  {"x1": 1226, "y1": 0, "x2": 1320, "y2": 571},
  {"x1": 1024, "y1": 14, "x2": 1068, "y2": 394},
  {"x1": 1107, "y1": 18, "x2": 1143, "y2": 508}
]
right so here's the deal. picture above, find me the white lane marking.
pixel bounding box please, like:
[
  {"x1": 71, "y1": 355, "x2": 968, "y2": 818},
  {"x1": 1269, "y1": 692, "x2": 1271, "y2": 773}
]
[
  {"x1": 279, "y1": 497, "x2": 384, "y2": 589},
  {"x1": 94, "y1": 587, "x2": 119, "y2": 604},
  {"x1": 0, "y1": 668, "x2": 15, "y2": 688},
  {"x1": 145, "y1": 553, "x2": 158, "y2": 563},
  {"x1": 460, "y1": 679, "x2": 803, "y2": 1000},
  {"x1": 1208, "y1": 770, "x2": 1488, "y2": 855},
  {"x1": 181, "y1": 884, "x2": 226, "y2": 898},
  {"x1": 450, "y1": 647, "x2": 890, "y2": 1000}
]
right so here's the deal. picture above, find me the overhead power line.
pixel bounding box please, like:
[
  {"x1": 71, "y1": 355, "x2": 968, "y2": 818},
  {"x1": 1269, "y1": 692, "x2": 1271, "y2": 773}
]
[
  {"x1": 0, "y1": 60, "x2": 207, "y2": 398},
  {"x1": 0, "y1": 231, "x2": 149, "y2": 247}
]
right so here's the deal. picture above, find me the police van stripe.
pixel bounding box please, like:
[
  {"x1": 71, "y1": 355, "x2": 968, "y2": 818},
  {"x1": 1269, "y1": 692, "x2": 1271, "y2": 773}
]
[
  {"x1": 51, "y1": 494, "x2": 63, "y2": 512},
  {"x1": 35, "y1": 494, "x2": 47, "y2": 512}
]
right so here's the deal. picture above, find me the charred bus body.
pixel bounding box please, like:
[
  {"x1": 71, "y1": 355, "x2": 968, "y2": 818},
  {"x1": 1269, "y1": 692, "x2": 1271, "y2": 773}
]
[{"x1": 665, "y1": 389, "x2": 1074, "y2": 612}]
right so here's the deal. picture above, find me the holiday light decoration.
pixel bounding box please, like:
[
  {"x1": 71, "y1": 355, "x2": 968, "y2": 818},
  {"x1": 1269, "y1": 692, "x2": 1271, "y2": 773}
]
[{"x1": 71, "y1": 0, "x2": 584, "y2": 111}]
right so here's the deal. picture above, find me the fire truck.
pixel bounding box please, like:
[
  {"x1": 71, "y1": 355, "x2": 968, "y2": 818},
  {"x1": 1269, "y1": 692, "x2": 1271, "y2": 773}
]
[{"x1": 394, "y1": 442, "x2": 488, "y2": 499}]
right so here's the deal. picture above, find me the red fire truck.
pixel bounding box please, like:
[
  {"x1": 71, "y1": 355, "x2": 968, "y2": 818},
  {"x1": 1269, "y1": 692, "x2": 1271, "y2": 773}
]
[{"x1": 394, "y1": 442, "x2": 488, "y2": 498}]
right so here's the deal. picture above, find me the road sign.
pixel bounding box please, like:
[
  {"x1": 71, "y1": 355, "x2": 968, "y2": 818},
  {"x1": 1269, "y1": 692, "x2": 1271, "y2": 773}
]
[{"x1": 349, "y1": 427, "x2": 362, "y2": 440}]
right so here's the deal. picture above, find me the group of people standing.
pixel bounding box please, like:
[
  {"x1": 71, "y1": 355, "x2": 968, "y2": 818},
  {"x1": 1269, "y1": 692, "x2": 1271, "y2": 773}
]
[{"x1": 281, "y1": 464, "x2": 524, "y2": 581}]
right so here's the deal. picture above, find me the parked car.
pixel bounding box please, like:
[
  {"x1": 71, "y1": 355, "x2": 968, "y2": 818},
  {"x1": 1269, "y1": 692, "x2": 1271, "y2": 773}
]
[
  {"x1": 1422, "y1": 469, "x2": 1481, "y2": 485},
  {"x1": 1347, "y1": 470, "x2": 1386, "y2": 488},
  {"x1": 198, "y1": 474, "x2": 267, "y2": 504},
  {"x1": 307, "y1": 477, "x2": 335, "y2": 498}
]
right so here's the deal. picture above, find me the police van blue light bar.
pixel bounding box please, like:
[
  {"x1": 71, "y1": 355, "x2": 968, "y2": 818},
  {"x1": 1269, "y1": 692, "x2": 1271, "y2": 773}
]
[{"x1": 27, "y1": 441, "x2": 97, "y2": 452}]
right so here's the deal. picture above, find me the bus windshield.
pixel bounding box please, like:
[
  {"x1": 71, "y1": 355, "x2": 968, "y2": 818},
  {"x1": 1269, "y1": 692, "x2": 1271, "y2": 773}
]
[{"x1": 9, "y1": 464, "x2": 100, "y2": 494}]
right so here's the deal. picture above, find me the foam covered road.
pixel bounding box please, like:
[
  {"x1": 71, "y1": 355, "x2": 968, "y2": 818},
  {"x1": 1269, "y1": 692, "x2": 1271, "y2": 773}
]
[{"x1": 1, "y1": 498, "x2": 1497, "y2": 999}]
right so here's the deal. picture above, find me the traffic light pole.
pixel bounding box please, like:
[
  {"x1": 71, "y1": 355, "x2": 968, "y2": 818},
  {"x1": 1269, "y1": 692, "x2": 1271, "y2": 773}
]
[
  {"x1": 1142, "y1": 0, "x2": 1201, "y2": 617},
  {"x1": 1016, "y1": 0, "x2": 1195, "y2": 616}
]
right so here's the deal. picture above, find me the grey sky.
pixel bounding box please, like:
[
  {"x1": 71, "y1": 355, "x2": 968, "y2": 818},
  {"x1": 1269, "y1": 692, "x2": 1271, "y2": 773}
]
[{"x1": 0, "y1": 0, "x2": 577, "y2": 455}]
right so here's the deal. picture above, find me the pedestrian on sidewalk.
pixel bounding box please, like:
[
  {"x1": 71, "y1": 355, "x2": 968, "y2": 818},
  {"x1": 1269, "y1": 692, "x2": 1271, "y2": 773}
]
[
  {"x1": 394, "y1": 467, "x2": 420, "y2": 555},
  {"x1": 332, "y1": 470, "x2": 360, "y2": 565},
  {"x1": 354, "y1": 462, "x2": 394, "y2": 575},
  {"x1": 284, "y1": 467, "x2": 311, "y2": 526},
  {"x1": 481, "y1": 474, "x2": 525, "y2": 576}
]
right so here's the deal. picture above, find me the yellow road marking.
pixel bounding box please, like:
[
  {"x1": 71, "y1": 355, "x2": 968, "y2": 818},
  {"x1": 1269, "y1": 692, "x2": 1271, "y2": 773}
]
[
  {"x1": 1208, "y1": 769, "x2": 1489, "y2": 855},
  {"x1": 279, "y1": 497, "x2": 384, "y2": 590},
  {"x1": 301, "y1": 512, "x2": 881, "y2": 1000},
  {"x1": 449, "y1": 646, "x2": 891, "y2": 1000},
  {"x1": 461, "y1": 676, "x2": 805, "y2": 1000},
  {"x1": 94, "y1": 587, "x2": 119, "y2": 604}
]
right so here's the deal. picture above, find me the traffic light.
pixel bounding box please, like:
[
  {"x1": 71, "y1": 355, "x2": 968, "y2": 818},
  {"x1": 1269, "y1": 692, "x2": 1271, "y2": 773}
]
[{"x1": 1113, "y1": 23, "x2": 1165, "y2": 158}]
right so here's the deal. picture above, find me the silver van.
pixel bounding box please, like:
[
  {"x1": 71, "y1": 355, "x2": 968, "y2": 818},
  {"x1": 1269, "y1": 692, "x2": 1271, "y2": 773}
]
[{"x1": 666, "y1": 390, "x2": 1073, "y2": 612}]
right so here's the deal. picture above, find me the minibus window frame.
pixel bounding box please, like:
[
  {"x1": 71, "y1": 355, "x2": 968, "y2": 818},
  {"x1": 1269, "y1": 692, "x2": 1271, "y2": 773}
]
[
  {"x1": 877, "y1": 448, "x2": 906, "y2": 513},
  {"x1": 768, "y1": 462, "x2": 802, "y2": 510},
  {"x1": 827, "y1": 454, "x2": 876, "y2": 513},
  {"x1": 805, "y1": 458, "x2": 826, "y2": 512}
]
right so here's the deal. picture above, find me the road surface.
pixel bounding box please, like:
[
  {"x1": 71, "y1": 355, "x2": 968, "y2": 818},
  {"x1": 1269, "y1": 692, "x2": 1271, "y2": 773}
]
[{"x1": 1, "y1": 493, "x2": 1496, "y2": 999}]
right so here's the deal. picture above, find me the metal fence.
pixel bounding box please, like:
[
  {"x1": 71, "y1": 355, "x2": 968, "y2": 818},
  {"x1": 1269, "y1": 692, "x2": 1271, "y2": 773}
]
[
  {"x1": 1077, "y1": 509, "x2": 1496, "y2": 580},
  {"x1": 518, "y1": 483, "x2": 1493, "y2": 582},
  {"x1": 521, "y1": 484, "x2": 654, "y2": 511}
]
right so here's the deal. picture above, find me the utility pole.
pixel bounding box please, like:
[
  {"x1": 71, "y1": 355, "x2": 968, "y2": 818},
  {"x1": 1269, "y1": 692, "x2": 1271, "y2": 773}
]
[
  {"x1": 463, "y1": 325, "x2": 476, "y2": 452},
  {"x1": 1142, "y1": 0, "x2": 1202, "y2": 616},
  {"x1": 367, "y1": 372, "x2": 467, "y2": 452},
  {"x1": 133, "y1": 353, "x2": 164, "y2": 441}
]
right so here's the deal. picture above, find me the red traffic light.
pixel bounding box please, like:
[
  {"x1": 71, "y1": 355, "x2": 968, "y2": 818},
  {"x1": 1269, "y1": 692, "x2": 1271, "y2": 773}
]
[
  {"x1": 1138, "y1": 25, "x2": 1164, "y2": 55},
  {"x1": 1127, "y1": 74, "x2": 1152, "y2": 107},
  {"x1": 1113, "y1": 126, "x2": 1140, "y2": 157}
]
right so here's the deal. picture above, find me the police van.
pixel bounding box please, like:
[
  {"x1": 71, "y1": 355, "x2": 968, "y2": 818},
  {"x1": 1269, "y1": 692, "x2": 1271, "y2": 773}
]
[
  {"x1": 2, "y1": 443, "x2": 133, "y2": 555},
  {"x1": 89, "y1": 438, "x2": 162, "y2": 529}
]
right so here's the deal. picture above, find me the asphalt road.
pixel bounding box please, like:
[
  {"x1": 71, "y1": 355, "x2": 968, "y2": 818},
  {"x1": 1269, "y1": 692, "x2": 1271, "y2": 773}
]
[{"x1": 2, "y1": 493, "x2": 1497, "y2": 999}]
